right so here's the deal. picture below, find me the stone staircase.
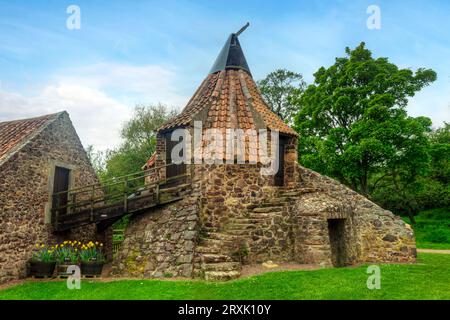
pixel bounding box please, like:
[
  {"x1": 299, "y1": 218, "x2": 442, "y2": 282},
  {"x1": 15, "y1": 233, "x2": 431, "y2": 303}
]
[
  {"x1": 194, "y1": 229, "x2": 242, "y2": 281},
  {"x1": 194, "y1": 186, "x2": 320, "y2": 281}
]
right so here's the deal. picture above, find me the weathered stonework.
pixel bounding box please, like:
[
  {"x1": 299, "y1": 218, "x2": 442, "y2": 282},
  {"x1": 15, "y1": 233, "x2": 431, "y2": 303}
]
[
  {"x1": 111, "y1": 194, "x2": 200, "y2": 278},
  {"x1": 113, "y1": 159, "x2": 415, "y2": 281},
  {"x1": 0, "y1": 112, "x2": 110, "y2": 284},
  {"x1": 295, "y1": 165, "x2": 416, "y2": 264}
]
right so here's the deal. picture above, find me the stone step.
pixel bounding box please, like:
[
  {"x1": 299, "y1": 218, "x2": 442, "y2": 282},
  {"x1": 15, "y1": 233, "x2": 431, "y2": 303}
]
[
  {"x1": 225, "y1": 229, "x2": 251, "y2": 236},
  {"x1": 252, "y1": 206, "x2": 284, "y2": 213},
  {"x1": 202, "y1": 253, "x2": 233, "y2": 263},
  {"x1": 259, "y1": 200, "x2": 287, "y2": 207},
  {"x1": 204, "y1": 271, "x2": 240, "y2": 281},
  {"x1": 274, "y1": 196, "x2": 300, "y2": 202},
  {"x1": 277, "y1": 187, "x2": 319, "y2": 196},
  {"x1": 196, "y1": 246, "x2": 220, "y2": 254},
  {"x1": 203, "y1": 262, "x2": 241, "y2": 272},
  {"x1": 201, "y1": 238, "x2": 234, "y2": 247},
  {"x1": 226, "y1": 223, "x2": 256, "y2": 230},
  {"x1": 229, "y1": 218, "x2": 267, "y2": 224},
  {"x1": 277, "y1": 191, "x2": 301, "y2": 197},
  {"x1": 207, "y1": 232, "x2": 239, "y2": 241},
  {"x1": 246, "y1": 202, "x2": 284, "y2": 210},
  {"x1": 248, "y1": 212, "x2": 283, "y2": 219}
]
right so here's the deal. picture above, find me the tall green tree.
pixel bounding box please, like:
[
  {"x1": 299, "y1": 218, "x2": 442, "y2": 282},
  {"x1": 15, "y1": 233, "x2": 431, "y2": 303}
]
[
  {"x1": 371, "y1": 123, "x2": 450, "y2": 223},
  {"x1": 257, "y1": 69, "x2": 306, "y2": 124},
  {"x1": 105, "y1": 103, "x2": 177, "y2": 180},
  {"x1": 292, "y1": 42, "x2": 437, "y2": 202}
]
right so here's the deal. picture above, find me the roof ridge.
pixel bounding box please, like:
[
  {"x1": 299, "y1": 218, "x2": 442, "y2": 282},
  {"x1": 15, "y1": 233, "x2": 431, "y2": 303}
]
[
  {"x1": 0, "y1": 111, "x2": 65, "y2": 167},
  {"x1": 0, "y1": 111, "x2": 65, "y2": 125}
]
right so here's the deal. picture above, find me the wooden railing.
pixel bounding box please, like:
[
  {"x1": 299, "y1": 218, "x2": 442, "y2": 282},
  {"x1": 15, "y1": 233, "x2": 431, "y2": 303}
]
[{"x1": 51, "y1": 163, "x2": 190, "y2": 231}]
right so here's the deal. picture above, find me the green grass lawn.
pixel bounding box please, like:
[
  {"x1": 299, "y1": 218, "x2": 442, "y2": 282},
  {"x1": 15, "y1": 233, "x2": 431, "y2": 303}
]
[
  {"x1": 1, "y1": 253, "x2": 449, "y2": 300},
  {"x1": 402, "y1": 207, "x2": 450, "y2": 249}
]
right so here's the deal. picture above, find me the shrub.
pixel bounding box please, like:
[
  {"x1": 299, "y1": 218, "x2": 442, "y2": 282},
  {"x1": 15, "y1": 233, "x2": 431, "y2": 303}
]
[{"x1": 423, "y1": 227, "x2": 450, "y2": 243}]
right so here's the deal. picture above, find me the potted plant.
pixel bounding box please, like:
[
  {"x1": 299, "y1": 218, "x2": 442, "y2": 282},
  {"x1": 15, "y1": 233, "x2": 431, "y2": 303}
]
[
  {"x1": 55, "y1": 241, "x2": 80, "y2": 278},
  {"x1": 29, "y1": 244, "x2": 56, "y2": 278},
  {"x1": 80, "y1": 241, "x2": 105, "y2": 277}
]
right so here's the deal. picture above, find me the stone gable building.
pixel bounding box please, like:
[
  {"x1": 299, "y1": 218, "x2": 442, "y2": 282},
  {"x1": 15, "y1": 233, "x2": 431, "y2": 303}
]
[
  {"x1": 112, "y1": 31, "x2": 416, "y2": 281},
  {"x1": 0, "y1": 112, "x2": 108, "y2": 284}
]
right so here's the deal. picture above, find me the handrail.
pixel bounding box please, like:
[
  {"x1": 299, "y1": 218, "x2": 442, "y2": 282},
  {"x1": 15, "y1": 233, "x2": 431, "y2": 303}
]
[
  {"x1": 52, "y1": 164, "x2": 189, "y2": 225},
  {"x1": 53, "y1": 162, "x2": 180, "y2": 196}
]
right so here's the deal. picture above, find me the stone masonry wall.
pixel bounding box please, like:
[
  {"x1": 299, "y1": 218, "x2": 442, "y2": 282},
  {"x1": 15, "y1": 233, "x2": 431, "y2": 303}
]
[
  {"x1": 111, "y1": 194, "x2": 200, "y2": 278},
  {"x1": 196, "y1": 163, "x2": 275, "y2": 230},
  {"x1": 194, "y1": 163, "x2": 295, "y2": 266},
  {"x1": 0, "y1": 112, "x2": 104, "y2": 284},
  {"x1": 111, "y1": 139, "x2": 415, "y2": 280},
  {"x1": 297, "y1": 165, "x2": 416, "y2": 264}
]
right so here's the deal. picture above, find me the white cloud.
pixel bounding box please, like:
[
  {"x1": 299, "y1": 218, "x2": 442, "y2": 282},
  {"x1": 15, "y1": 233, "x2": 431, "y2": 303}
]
[
  {"x1": 0, "y1": 84, "x2": 130, "y2": 150},
  {"x1": 54, "y1": 62, "x2": 187, "y2": 107},
  {"x1": 0, "y1": 63, "x2": 188, "y2": 150}
]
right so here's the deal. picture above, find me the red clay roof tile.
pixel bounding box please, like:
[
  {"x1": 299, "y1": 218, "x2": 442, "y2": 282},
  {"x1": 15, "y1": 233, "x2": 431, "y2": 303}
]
[
  {"x1": 158, "y1": 69, "x2": 297, "y2": 136},
  {"x1": 0, "y1": 112, "x2": 62, "y2": 165}
]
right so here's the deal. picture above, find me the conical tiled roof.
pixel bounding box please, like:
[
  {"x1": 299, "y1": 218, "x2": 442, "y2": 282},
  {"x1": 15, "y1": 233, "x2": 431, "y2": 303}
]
[{"x1": 158, "y1": 32, "x2": 297, "y2": 137}]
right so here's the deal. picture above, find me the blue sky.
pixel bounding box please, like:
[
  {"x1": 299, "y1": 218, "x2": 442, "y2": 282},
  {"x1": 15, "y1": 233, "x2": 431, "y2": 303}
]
[{"x1": 0, "y1": 0, "x2": 449, "y2": 149}]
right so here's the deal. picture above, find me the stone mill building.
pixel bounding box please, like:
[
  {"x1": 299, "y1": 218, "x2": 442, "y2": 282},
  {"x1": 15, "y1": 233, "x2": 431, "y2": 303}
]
[
  {"x1": 0, "y1": 112, "x2": 109, "y2": 284},
  {"x1": 112, "y1": 29, "x2": 416, "y2": 280}
]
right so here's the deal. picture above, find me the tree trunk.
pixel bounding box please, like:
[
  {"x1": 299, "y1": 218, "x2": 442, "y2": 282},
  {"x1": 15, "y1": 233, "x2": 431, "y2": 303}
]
[{"x1": 406, "y1": 204, "x2": 417, "y2": 225}]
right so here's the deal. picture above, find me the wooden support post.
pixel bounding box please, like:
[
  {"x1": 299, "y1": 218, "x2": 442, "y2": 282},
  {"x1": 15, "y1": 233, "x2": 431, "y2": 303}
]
[
  {"x1": 124, "y1": 177, "x2": 128, "y2": 212},
  {"x1": 156, "y1": 183, "x2": 160, "y2": 203},
  {"x1": 71, "y1": 193, "x2": 76, "y2": 214}
]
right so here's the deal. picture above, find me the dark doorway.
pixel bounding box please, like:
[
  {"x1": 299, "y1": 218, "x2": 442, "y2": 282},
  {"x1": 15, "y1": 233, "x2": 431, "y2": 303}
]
[
  {"x1": 274, "y1": 138, "x2": 285, "y2": 186},
  {"x1": 52, "y1": 166, "x2": 70, "y2": 218},
  {"x1": 165, "y1": 132, "x2": 186, "y2": 185},
  {"x1": 327, "y1": 219, "x2": 347, "y2": 267}
]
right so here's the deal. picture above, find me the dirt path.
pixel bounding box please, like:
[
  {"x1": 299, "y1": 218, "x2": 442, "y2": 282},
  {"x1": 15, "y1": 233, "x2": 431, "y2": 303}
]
[{"x1": 417, "y1": 248, "x2": 450, "y2": 254}]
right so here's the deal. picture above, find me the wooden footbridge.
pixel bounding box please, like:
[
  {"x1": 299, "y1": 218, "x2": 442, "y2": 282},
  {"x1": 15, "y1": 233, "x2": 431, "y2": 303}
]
[{"x1": 51, "y1": 164, "x2": 190, "y2": 232}]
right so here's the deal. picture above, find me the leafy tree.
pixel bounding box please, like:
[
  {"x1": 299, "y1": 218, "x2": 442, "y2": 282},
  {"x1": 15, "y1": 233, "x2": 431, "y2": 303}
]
[
  {"x1": 292, "y1": 42, "x2": 437, "y2": 205},
  {"x1": 428, "y1": 122, "x2": 450, "y2": 186},
  {"x1": 371, "y1": 124, "x2": 450, "y2": 223},
  {"x1": 257, "y1": 69, "x2": 306, "y2": 124},
  {"x1": 87, "y1": 103, "x2": 177, "y2": 185}
]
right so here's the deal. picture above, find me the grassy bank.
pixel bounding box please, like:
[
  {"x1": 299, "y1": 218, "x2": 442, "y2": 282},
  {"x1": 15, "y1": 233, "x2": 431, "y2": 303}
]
[
  {"x1": 402, "y1": 208, "x2": 450, "y2": 249},
  {"x1": 1, "y1": 253, "x2": 449, "y2": 300}
]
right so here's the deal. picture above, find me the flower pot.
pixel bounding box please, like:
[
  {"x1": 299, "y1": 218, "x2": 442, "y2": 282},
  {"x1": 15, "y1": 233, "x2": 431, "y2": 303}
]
[
  {"x1": 56, "y1": 263, "x2": 80, "y2": 278},
  {"x1": 29, "y1": 261, "x2": 56, "y2": 278},
  {"x1": 80, "y1": 261, "x2": 104, "y2": 277}
]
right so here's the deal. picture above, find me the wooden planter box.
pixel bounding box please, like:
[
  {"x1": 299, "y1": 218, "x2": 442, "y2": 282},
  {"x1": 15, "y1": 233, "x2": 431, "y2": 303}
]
[
  {"x1": 80, "y1": 261, "x2": 104, "y2": 277},
  {"x1": 29, "y1": 261, "x2": 56, "y2": 278},
  {"x1": 56, "y1": 263, "x2": 80, "y2": 278}
]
